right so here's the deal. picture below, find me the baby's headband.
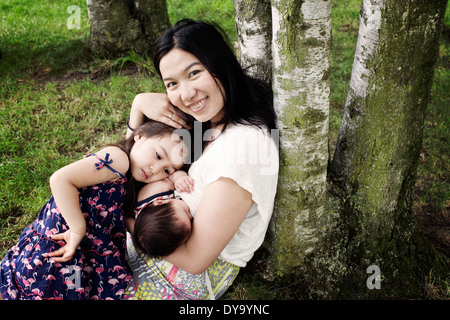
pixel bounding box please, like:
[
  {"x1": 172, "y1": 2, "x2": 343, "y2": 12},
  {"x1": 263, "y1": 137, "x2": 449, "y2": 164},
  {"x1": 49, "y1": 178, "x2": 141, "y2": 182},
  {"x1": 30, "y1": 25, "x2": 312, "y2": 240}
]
[{"x1": 134, "y1": 193, "x2": 175, "y2": 219}]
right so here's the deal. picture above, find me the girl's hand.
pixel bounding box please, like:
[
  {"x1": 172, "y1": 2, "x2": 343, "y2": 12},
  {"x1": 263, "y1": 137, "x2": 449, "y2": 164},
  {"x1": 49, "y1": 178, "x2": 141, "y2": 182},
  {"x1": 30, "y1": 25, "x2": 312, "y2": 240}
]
[
  {"x1": 129, "y1": 93, "x2": 190, "y2": 130},
  {"x1": 46, "y1": 229, "x2": 85, "y2": 263},
  {"x1": 174, "y1": 175, "x2": 195, "y2": 193}
]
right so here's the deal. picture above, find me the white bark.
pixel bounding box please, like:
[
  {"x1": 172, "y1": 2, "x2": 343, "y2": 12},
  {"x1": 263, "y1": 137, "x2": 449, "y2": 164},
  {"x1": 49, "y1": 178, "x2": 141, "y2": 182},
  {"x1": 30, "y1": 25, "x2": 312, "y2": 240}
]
[
  {"x1": 333, "y1": 0, "x2": 386, "y2": 184},
  {"x1": 237, "y1": 19, "x2": 269, "y2": 64},
  {"x1": 347, "y1": 0, "x2": 384, "y2": 99},
  {"x1": 270, "y1": 0, "x2": 331, "y2": 274},
  {"x1": 233, "y1": 0, "x2": 272, "y2": 84}
]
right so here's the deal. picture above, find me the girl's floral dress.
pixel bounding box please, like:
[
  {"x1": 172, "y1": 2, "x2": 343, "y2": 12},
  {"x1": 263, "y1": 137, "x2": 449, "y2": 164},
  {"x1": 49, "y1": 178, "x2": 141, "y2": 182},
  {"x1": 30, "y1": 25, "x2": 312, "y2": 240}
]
[{"x1": 0, "y1": 153, "x2": 132, "y2": 300}]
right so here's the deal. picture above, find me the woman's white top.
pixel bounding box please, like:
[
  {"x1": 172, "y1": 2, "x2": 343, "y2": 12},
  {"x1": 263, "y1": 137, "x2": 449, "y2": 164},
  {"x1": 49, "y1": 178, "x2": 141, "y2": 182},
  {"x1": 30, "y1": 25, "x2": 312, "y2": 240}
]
[{"x1": 180, "y1": 124, "x2": 279, "y2": 267}]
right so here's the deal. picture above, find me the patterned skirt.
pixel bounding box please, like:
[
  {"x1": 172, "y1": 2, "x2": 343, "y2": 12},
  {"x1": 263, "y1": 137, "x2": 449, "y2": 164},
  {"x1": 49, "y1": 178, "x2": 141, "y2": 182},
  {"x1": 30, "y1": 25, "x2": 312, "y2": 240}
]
[{"x1": 124, "y1": 233, "x2": 239, "y2": 300}]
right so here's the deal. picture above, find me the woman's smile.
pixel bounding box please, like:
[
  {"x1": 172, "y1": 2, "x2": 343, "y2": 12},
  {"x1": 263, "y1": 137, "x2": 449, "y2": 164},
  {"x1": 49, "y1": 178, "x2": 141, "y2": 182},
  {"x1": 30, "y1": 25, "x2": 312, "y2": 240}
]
[{"x1": 189, "y1": 97, "x2": 208, "y2": 113}]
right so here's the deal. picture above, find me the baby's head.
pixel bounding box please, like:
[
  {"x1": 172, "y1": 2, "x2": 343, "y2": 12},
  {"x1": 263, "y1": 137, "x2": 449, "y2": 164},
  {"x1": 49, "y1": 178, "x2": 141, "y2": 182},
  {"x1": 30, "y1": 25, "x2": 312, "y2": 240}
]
[{"x1": 133, "y1": 198, "x2": 192, "y2": 258}]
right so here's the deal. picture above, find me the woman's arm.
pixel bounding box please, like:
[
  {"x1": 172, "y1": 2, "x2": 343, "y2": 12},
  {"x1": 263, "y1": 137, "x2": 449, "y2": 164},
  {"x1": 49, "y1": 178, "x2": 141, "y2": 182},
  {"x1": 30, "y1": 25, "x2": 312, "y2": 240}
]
[
  {"x1": 165, "y1": 177, "x2": 254, "y2": 274},
  {"x1": 47, "y1": 147, "x2": 129, "y2": 262},
  {"x1": 127, "y1": 93, "x2": 189, "y2": 138}
]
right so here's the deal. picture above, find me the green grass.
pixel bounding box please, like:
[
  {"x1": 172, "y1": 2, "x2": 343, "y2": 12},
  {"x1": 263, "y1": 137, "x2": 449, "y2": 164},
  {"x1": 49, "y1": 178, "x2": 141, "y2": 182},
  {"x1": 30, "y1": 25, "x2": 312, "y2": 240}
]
[
  {"x1": 168, "y1": 0, "x2": 236, "y2": 41},
  {"x1": 329, "y1": 0, "x2": 361, "y2": 141},
  {"x1": 0, "y1": 0, "x2": 448, "y2": 299}
]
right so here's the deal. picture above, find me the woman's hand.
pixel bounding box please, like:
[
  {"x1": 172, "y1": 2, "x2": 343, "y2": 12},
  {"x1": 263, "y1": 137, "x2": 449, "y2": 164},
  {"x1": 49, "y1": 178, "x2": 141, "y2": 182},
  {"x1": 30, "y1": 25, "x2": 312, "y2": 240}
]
[
  {"x1": 46, "y1": 229, "x2": 85, "y2": 263},
  {"x1": 128, "y1": 93, "x2": 190, "y2": 136}
]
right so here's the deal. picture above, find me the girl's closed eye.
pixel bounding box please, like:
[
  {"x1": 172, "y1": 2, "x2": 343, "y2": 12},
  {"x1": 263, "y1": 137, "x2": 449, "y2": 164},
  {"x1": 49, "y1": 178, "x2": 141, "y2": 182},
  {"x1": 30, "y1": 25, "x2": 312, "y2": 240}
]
[{"x1": 155, "y1": 152, "x2": 171, "y2": 175}]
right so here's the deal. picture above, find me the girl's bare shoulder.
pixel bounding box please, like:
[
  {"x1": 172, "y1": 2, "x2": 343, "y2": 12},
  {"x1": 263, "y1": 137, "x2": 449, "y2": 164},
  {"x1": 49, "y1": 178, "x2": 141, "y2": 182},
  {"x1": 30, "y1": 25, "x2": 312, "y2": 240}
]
[{"x1": 93, "y1": 146, "x2": 130, "y2": 177}]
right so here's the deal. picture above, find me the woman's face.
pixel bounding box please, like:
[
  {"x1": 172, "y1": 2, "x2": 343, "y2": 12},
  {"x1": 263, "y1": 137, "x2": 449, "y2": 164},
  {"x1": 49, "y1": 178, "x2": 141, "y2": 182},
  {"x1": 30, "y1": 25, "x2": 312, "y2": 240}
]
[
  {"x1": 159, "y1": 48, "x2": 225, "y2": 124},
  {"x1": 130, "y1": 134, "x2": 185, "y2": 183}
]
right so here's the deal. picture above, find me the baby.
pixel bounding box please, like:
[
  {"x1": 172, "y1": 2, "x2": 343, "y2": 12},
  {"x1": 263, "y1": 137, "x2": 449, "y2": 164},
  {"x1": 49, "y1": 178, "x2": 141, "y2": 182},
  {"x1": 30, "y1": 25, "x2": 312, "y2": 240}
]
[{"x1": 128, "y1": 170, "x2": 194, "y2": 258}]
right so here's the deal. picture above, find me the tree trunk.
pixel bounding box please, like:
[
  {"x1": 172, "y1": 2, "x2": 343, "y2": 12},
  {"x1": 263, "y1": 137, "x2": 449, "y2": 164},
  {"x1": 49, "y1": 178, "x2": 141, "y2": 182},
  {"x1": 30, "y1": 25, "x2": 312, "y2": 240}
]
[
  {"x1": 86, "y1": 0, "x2": 170, "y2": 57},
  {"x1": 269, "y1": 0, "x2": 331, "y2": 278},
  {"x1": 327, "y1": 0, "x2": 448, "y2": 298},
  {"x1": 233, "y1": 0, "x2": 272, "y2": 85}
]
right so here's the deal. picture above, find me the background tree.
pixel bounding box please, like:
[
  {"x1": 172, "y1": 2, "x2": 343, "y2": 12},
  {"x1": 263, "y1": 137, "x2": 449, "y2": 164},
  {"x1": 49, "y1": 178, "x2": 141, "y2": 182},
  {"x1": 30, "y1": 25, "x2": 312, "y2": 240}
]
[
  {"x1": 326, "y1": 0, "x2": 449, "y2": 297},
  {"x1": 269, "y1": 0, "x2": 331, "y2": 279},
  {"x1": 234, "y1": 0, "x2": 449, "y2": 298},
  {"x1": 233, "y1": 0, "x2": 272, "y2": 85},
  {"x1": 86, "y1": 0, "x2": 170, "y2": 57}
]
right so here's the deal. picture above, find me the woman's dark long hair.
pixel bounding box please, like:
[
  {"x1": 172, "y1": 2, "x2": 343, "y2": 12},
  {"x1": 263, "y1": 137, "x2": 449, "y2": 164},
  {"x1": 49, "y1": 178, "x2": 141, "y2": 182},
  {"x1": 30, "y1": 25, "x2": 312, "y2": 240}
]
[{"x1": 153, "y1": 19, "x2": 277, "y2": 131}]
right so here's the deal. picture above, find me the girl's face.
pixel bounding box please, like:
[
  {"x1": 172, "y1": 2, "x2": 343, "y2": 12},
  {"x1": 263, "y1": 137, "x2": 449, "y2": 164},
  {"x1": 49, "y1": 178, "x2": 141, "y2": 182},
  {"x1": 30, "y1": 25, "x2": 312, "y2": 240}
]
[
  {"x1": 130, "y1": 134, "x2": 185, "y2": 183},
  {"x1": 159, "y1": 48, "x2": 225, "y2": 124}
]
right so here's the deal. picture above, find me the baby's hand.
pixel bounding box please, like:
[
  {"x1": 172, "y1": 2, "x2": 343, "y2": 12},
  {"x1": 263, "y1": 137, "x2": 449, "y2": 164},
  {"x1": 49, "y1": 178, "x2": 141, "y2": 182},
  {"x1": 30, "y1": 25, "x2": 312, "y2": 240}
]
[{"x1": 174, "y1": 175, "x2": 195, "y2": 193}]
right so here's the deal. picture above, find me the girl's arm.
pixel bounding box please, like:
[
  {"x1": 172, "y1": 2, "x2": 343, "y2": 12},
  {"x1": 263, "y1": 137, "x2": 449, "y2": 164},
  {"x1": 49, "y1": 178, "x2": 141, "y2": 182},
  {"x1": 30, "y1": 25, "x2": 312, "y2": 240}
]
[
  {"x1": 127, "y1": 93, "x2": 189, "y2": 138},
  {"x1": 46, "y1": 147, "x2": 129, "y2": 262},
  {"x1": 165, "y1": 177, "x2": 253, "y2": 274},
  {"x1": 137, "y1": 178, "x2": 174, "y2": 202}
]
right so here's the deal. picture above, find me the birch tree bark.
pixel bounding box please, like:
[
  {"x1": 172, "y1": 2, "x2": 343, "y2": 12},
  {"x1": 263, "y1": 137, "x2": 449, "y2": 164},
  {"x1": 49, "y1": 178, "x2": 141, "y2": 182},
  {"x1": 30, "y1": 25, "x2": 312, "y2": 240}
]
[
  {"x1": 86, "y1": 0, "x2": 170, "y2": 57},
  {"x1": 327, "y1": 0, "x2": 448, "y2": 297},
  {"x1": 233, "y1": 0, "x2": 272, "y2": 84},
  {"x1": 270, "y1": 0, "x2": 331, "y2": 277}
]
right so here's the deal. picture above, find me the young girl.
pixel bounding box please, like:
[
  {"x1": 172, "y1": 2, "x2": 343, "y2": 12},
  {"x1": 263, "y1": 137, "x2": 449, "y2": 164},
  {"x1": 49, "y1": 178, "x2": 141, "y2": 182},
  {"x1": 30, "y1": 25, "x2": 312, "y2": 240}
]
[
  {"x1": 0, "y1": 121, "x2": 187, "y2": 300},
  {"x1": 128, "y1": 170, "x2": 194, "y2": 258}
]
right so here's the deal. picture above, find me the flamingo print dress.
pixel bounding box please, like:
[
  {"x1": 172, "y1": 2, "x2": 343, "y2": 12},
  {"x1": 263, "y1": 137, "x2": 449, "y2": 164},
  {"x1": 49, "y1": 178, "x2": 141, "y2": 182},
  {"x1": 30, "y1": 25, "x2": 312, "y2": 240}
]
[{"x1": 0, "y1": 153, "x2": 132, "y2": 300}]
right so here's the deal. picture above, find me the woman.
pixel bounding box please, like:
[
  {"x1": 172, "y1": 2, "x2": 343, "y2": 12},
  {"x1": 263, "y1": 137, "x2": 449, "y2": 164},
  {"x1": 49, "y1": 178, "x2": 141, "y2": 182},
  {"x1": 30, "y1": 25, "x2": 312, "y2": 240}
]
[{"x1": 124, "y1": 19, "x2": 279, "y2": 300}]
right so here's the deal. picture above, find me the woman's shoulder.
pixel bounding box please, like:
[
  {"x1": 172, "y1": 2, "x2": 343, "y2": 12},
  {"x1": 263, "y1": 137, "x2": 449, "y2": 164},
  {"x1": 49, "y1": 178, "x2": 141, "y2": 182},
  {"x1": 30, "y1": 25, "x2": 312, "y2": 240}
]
[
  {"x1": 203, "y1": 124, "x2": 279, "y2": 173},
  {"x1": 223, "y1": 123, "x2": 273, "y2": 140},
  {"x1": 220, "y1": 124, "x2": 278, "y2": 152}
]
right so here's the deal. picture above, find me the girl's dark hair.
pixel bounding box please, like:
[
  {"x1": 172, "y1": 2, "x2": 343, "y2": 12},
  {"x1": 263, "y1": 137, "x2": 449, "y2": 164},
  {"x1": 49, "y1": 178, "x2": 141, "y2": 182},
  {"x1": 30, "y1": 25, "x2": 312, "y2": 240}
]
[
  {"x1": 133, "y1": 202, "x2": 191, "y2": 257},
  {"x1": 115, "y1": 120, "x2": 189, "y2": 219},
  {"x1": 153, "y1": 19, "x2": 277, "y2": 131}
]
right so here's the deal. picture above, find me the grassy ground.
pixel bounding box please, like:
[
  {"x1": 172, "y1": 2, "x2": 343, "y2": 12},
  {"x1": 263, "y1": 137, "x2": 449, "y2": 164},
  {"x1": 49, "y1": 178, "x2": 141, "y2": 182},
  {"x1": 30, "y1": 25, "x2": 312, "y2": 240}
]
[{"x1": 0, "y1": 0, "x2": 448, "y2": 299}]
